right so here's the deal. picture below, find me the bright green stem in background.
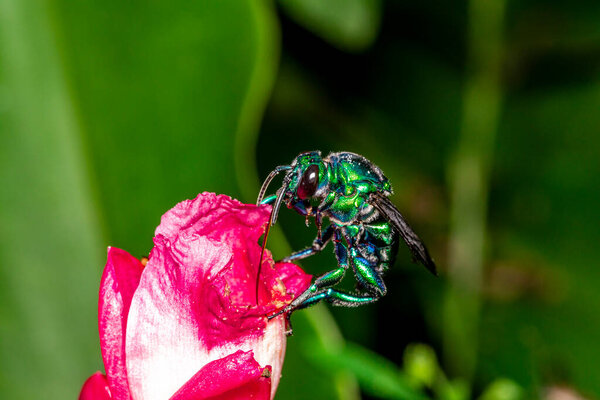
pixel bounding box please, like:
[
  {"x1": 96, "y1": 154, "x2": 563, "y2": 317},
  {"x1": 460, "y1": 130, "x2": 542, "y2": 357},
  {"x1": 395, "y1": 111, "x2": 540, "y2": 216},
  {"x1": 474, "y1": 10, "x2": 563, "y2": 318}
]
[{"x1": 443, "y1": 0, "x2": 506, "y2": 380}]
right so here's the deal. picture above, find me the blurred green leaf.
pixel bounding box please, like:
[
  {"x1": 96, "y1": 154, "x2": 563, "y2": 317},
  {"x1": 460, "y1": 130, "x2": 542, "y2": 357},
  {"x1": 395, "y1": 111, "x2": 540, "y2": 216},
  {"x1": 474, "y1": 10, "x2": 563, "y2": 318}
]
[
  {"x1": 404, "y1": 343, "x2": 439, "y2": 389},
  {"x1": 0, "y1": 0, "x2": 281, "y2": 398},
  {"x1": 308, "y1": 340, "x2": 428, "y2": 400},
  {"x1": 0, "y1": 0, "x2": 104, "y2": 398},
  {"x1": 439, "y1": 379, "x2": 471, "y2": 400},
  {"x1": 52, "y1": 0, "x2": 280, "y2": 256},
  {"x1": 478, "y1": 379, "x2": 524, "y2": 400},
  {"x1": 279, "y1": 0, "x2": 382, "y2": 52}
]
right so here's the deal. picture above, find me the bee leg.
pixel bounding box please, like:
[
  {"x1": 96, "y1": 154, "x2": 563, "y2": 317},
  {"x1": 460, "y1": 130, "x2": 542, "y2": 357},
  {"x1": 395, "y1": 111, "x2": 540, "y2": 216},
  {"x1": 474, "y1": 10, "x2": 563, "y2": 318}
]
[
  {"x1": 322, "y1": 289, "x2": 380, "y2": 307},
  {"x1": 280, "y1": 225, "x2": 334, "y2": 263},
  {"x1": 285, "y1": 288, "x2": 380, "y2": 311},
  {"x1": 349, "y1": 248, "x2": 387, "y2": 298},
  {"x1": 277, "y1": 230, "x2": 374, "y2": 312},
  {"x1": 283, "y1": 263, "x2": 348, "y2": 311},
  {"x1": 269, "y1": 276, "x2": 380, "y2": 315},
  {"x1": 285, "y1": 242, "x2": 386, "y2": 310},
  {"x1": 265, "y1": 303, "x2": 298, "y2": 337},
  {"x1": 290, "y1": 200, "x2": 311, "y2": 217},
  {"x1": 269, "y1": 231, "x2": 346, "y2": 316},
  {"x1": 307, "y1": 247, "x2": 388, "y2": 307}
]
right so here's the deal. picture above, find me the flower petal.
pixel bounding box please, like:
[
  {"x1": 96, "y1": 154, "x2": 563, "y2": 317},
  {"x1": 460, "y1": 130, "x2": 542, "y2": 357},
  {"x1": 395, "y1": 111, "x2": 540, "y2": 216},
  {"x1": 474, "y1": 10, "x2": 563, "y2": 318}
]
[
  {"x1": 125, "y1": 193, "x2": 309, "y2": 400},
  {"x1": 169, "y1": 350, "x2": 271, "y2": 400},
  {"x1": 99, "y1": 247, "x2": 145, "y2": 400},
  {"x1": 79, "y1": 372, "x2": 113, "y2": 400}
]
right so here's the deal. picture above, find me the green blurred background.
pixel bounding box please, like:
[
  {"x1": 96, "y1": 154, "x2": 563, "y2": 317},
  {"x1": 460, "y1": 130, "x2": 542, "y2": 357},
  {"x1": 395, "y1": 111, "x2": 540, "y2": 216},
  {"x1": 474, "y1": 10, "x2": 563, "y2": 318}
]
[{"x1": 1, "y1": 0, "x2": 599, "y2": 399}]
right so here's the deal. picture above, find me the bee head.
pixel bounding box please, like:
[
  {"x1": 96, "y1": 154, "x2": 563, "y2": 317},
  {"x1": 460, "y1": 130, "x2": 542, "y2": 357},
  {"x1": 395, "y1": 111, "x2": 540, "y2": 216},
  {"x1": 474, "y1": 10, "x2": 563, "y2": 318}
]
[
  {"x1": 285, "y1": 151, "x2": 328, "y2": 204},
  {"x1": 256, "y1": 151, "x2": 328, "y2": 226}
]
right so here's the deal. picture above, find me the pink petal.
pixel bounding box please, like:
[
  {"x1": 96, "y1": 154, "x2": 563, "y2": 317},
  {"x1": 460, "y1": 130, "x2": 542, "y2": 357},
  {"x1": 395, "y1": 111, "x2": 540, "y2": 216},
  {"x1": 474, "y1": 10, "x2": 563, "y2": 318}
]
[
  {"x1": 125, "y1": 193, "x2": 310, "y2": 400},
  {"x1": 170, "y1": 350, "x2": 271, "y2": 400},
  {"x1": 98, "y1": 247, "x2": 145, "y2": 400},
  {"x1": 267, "y1": 261, "x2": 313, "y2": 313},
  {"x1": 156, "y1": 192, "x2": 311, "y2": 316},
  {"x1": 79, "y1": 372, "x2": 113, "y2": 400}
]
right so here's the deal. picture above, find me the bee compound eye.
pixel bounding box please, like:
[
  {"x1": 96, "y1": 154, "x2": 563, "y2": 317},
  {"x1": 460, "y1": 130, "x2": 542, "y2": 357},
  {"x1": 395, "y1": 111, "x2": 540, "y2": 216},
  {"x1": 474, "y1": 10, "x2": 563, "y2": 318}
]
[{"x1": 297, "y1": 164, "x2": 320, "y2": 199}]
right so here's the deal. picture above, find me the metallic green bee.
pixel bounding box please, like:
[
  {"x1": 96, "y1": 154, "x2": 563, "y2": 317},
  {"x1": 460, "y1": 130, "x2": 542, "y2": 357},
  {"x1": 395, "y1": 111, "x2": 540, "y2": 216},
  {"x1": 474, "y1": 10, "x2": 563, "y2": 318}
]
[{"x1": 257, "y1": 151, "x2": 436, "y2": 317}]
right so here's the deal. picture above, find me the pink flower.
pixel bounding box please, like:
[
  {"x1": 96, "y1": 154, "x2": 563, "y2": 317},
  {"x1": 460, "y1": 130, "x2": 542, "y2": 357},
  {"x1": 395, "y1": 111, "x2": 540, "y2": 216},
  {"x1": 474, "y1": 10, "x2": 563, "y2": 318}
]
[{"x1": 80, "y1": 193, "x2": 311, "y2": 400}]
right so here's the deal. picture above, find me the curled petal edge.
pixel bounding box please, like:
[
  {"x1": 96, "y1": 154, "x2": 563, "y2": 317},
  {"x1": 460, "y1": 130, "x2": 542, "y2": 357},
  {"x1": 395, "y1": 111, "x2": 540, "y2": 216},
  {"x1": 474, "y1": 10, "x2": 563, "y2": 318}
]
[
  {"x1": 169, "y1": 350, "x2": 271, "y2": 400},
  {"x1": 79, "y1": 372, "x2": 112, "y2": 400},
  {"x1": 98, "y1": 247, "x2": 144, "y2": 400}
]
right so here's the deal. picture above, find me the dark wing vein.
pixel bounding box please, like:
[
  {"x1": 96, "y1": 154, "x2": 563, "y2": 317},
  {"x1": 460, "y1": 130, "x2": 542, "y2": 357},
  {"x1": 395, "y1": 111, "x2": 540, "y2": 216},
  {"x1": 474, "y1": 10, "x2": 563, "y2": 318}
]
[{"x1": 369, "y1": 192, "x2": 437, "y2": 275}]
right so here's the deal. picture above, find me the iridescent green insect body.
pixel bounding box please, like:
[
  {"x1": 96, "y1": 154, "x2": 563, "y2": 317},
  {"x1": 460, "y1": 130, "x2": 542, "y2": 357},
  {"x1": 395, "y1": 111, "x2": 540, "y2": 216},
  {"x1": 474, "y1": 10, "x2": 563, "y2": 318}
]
[{"x1": 257, "y1": 151, "x2": 436, "y2": 318}]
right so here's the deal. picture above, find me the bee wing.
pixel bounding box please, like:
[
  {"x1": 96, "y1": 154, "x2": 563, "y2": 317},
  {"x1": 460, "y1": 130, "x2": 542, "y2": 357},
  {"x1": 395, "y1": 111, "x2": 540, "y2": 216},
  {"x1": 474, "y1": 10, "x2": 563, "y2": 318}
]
[{"x1": 369, "y1": 192, "x2": 437, "y2": 276}]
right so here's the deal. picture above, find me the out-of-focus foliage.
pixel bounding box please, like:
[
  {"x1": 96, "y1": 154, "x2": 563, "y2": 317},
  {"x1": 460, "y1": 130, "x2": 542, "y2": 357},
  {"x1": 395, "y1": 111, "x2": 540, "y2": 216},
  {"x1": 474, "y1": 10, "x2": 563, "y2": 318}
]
[
  {"x1": 309, "y1": 341, "x2": 426, "y2": 400},
  {"x1": 0, "y1": 0, "x2": 283, "y2": 398},
  {"x1": 259, "y1": 0, "x2": 600, "y2": 399},
  {"x1": 2, "y1": 0, "x2": 600, "y2": 399},
  {"x1": 279, "y1": 0, "x2": 382, "y2": 52},
  {"x1": 404, "y1": 344, "x2": 438, "y2": 389},
  {"x1": 478, "y1": 379, "x2": 524, "y2": 400}
]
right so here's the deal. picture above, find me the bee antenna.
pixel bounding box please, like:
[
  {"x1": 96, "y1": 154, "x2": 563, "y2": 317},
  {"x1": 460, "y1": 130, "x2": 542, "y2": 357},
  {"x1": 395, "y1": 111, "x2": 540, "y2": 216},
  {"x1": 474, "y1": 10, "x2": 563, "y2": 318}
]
[
  {"x1": 255, "y1": 180, "x2": 290, "y2": 305},
  {"x1": 256, "y1": 205, "x2": 274, "y2": 305},
  {"x1": 271, "y1": 178, "x2": 289, "y2": 225},
  {"x1": 256, "y1": 167, "x2": 292, "y2": 305},
  {"x1": 256, "y1": 165, "x2": 291, "y2": 205}
]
